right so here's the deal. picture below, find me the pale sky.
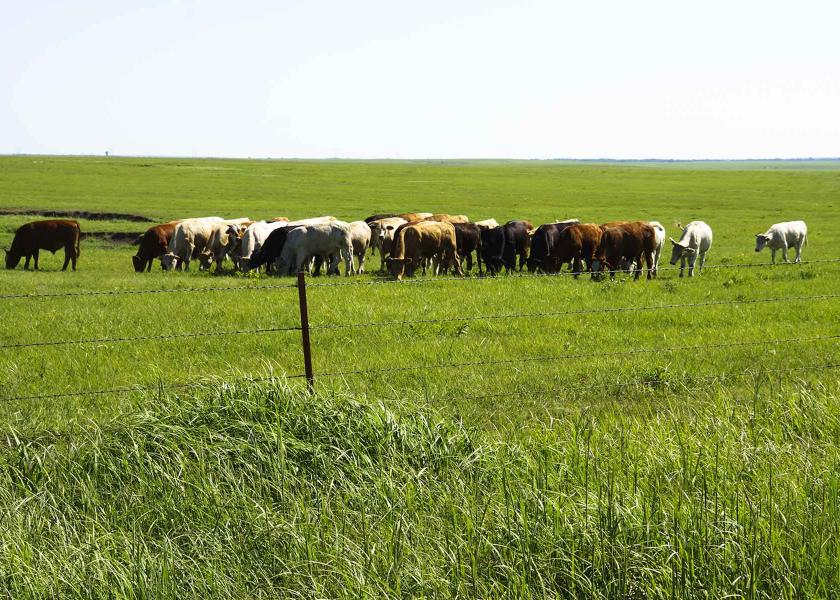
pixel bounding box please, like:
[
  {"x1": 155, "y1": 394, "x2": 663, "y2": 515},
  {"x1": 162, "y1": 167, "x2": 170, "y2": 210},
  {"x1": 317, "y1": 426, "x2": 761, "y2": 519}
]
[{"x1": 2, "y1": 0, "x2": 838, "y2": 159}]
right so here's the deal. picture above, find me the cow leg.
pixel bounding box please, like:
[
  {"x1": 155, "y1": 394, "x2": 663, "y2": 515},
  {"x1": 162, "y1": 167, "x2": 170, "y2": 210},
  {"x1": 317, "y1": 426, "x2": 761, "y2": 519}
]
[
  {"x1": 344, "y1": 247, "x2": 353, "y2": 276},
  {"x1": 679, "y1": 257, "x2": 685, "y2": 277},
  {"x1": 572, "y1": 256, "x2": 582, "y2": 278},
  {"x1": 795, "y1": 242, "x2": 802, "y2": 263},
  {"x1": 688, "y1": 254, "x2": 697, "y2": 277},
  {"x1": 62, "y1": 248, "x2": 72, "y2": 271},
  {"x1": 34, "y1": 250, "x2": 40, "y2": 270},
  {"x1": 698, "y1": 251, "x2": 707, "y2": 273},
  {"x1": 23, "y1": 254, "x2": 31, "y2": 270},
  {"x1": 781, "y1": 244, "x2": 789, "y2": 263}
]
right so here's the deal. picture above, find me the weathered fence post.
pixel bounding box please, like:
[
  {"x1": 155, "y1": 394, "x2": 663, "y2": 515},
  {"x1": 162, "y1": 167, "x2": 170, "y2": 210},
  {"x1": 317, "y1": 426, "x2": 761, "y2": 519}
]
[{"x1": 296, "y1": 271, "x2": 315, "y2": 393}]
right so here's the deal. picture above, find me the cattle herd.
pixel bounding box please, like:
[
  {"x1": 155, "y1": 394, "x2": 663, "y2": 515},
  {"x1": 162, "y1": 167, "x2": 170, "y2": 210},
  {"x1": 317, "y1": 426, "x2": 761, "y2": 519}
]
[{"x1": 4, "y1": 215, "x2": 810, "y2": 279}]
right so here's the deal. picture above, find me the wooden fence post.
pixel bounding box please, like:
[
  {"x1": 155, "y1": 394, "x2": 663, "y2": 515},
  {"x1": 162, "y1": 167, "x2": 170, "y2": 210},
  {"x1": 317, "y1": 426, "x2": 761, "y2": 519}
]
[{"x1": 297, "y1": 271, "x2": 315, "y2": 393}]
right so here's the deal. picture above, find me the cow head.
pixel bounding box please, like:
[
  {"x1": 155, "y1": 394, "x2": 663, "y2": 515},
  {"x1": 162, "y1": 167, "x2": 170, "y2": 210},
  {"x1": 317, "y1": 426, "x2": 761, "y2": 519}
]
[
  {"x1": 160, "y1": 253, "x2": 179, "y2": 271},
  {"x1": 669, "y1": 238, "x2": 694, "y2": 264},
  {"x1": 131, "y1": 255, "x2": 145, "y2": 272},
  {"x1": 755, "y1": 234, "x2": 770, "y2": 252},
  {"x1": 385, "y1": 256, "x2": 411, "y2": 280},
  {"x1": 197, "y1": 252, "x2": 213, "y2": 270},
  {"x1": 4, "y1": 248, "x2": 22, "y2": 269}
]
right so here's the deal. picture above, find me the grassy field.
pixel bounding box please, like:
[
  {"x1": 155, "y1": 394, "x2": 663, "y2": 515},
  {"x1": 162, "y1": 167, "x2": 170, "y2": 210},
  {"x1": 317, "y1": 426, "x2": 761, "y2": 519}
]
[{"x1": 0, "y1": 155, "x2": 839, "y2": 597}]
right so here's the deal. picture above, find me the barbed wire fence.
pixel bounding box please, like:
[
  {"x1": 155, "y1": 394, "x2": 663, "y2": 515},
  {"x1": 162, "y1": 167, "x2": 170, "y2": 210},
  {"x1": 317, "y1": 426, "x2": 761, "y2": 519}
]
[{"x1": 0, "y1": 262, "x2": 839, "y2": 403}]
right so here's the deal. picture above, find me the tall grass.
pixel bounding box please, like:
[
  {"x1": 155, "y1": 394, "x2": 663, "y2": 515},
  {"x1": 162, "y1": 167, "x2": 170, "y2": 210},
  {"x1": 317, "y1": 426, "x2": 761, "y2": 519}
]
[{"x1": 1, "y1": 376, "x2": 837, "y2": 598}]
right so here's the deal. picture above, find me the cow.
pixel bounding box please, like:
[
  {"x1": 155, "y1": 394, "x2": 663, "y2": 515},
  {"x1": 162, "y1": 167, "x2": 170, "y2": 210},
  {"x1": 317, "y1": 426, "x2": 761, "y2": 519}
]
[
  {"x1": 669, "y1": 221, "x2": 713, "y2": 277},
  {"x1": 133, "y1": 221, "x2": 180, "y2": 272},
  {"x1": 648, "y1": 221, "x2": 666, "y2": 276},
  {"x1": 755, "y1": 220, "x2": 807, "y2": 263},
  {"x1": 399, "y1": 212, "x2": 433, "y2": 222},
  {"x1": 526, "y1": 221, "x2": 580, "y2": 273},
  {"x1": 596, "y1": 222, "x2": 657, "y2": 280},
  {"x1": 364, "y1": 213, "x2": 398, "y2": 224},
  {"x1": 242, "y1": 216, "x2": 339, "y2": 273},
  {"x1": 277, "y1": 222, "x2": 355, "y2": 276},
  {"x1": 474, "y1": 218, "x2": 499, "y2": 230},
  {"x1": 368, "y1": 217, "x2": 407, "y2": 270},
  {"x1": 480, "y1": 220, "x2": 532, "y2": 274},
  {"x1": 429, "y1": 214, "x2": 470, "y2": 224},
  {"x1": 346, "y1": 221, "x2": 372, "y2": 273},
  {"x1": 237, "y1": 220, "x2": 289, "y2": 271},
  {"x1": 386, "y1": 221, "x2": 462, "y2": 280},
  {"x1": 160, "y1": 217, "x2": 225, "y2": 271},
  {"x1": 5, "y1": 220, "x2": 81, "y2": 271},
  {"x1": 204, "y1": 220, "x2": 253, "y2": 272},
  {"x1": 452, "y1": 222, "x2": 483, "y2": 273}
]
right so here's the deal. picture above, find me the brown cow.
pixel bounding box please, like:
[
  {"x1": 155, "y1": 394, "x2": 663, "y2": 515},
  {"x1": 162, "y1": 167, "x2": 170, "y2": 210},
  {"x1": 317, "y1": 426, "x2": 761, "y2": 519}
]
[
  {"x1": 398, "y1": 212, "x2": 433, "y2": 222},
  {"x1": 543, "y1": 223, "x2": 603, "y2": 276},
  {"x1": 386, "y1": 221, "x2": 462, "y2": 280},
  {"x1": 429, "y1": 214, "x2": 470, "y2": 224},
  {"x1": 596, "y1": 222, "x2": 656, "y2": 280},
  {"x1": 5, "y1": 220, "x2": 81, "y2": 271},
  {"x1": 133, "y1": 221, "x2": 180, "y2": 272}
]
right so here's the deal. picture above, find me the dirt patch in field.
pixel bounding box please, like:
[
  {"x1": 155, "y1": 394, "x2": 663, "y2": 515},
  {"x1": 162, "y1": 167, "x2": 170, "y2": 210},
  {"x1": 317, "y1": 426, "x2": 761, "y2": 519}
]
[
  {"x1": 80, "y1": 232, "x2": 142, "y2": 245},
  {"x1": 0, "y1": 208, "x2": 155, "y2": 223}
]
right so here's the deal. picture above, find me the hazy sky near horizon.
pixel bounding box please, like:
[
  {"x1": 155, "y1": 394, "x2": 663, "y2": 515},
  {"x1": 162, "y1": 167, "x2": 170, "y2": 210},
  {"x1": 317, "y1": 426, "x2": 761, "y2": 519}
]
[{"x1": 2, "y1": 0, "x2": 838, "y2": 159}]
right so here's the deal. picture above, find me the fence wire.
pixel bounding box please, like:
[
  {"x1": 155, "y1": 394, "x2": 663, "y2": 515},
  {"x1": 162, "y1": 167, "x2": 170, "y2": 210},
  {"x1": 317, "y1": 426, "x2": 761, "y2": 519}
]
[
  {"x1": 0, "y1": 324, "x2": 301, "y2": 351},
  {"x1": 314, "y1": 333, "x2": 840, "y2": 379},
  {"x1": 310, "y1": 293, "x2": 840, "y2": 330},
  {"x1": 1, "y1": 258, "x2": 837, "y2": 300}
]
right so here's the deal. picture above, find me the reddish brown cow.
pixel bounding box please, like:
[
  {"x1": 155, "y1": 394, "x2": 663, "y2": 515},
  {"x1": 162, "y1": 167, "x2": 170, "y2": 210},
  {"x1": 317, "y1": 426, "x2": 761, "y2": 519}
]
[
  {"x1": 5, "y1": 220, "x2": 80, "y2": 271},
  {"x1": 133, "y1": 221, "x2": 180, "y2": 272},
  {"x1": 596, "y1": 222, "x2": 656, "y2": 280},
  {"x1": 547, "y1": 223, "x2": 603, "y2": 276}
]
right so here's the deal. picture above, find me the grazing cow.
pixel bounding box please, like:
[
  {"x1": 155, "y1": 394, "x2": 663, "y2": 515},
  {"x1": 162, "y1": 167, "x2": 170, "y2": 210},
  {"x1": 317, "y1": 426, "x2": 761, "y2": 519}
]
[
  {"x1": 399, "y1": 212, "x2": 433, "y2": 222},
  {"x1": 369, "y1": 217, "x2": 408, "y2": 271},
  {"x1": 237, "y1": 220, "x2": 289, "y2": 271},
  {"x1": 480, "y1": 220, "x2": 532, "y2": 274},
  {"x1": 669, "y1": 221, "x2": 713, "y2": 277},
  {"x1": 133, "y1": 221, "x2": 180, "y2": 272},
  {"x1": 277, "y1": 222, "x2": 354, "y2": 276},
  {"x1": 5, "y1": 220, "x2": 81, "y2": 271},
  {"x1": 526, "y1": 221, "x2": 580, "y2": 273},
  {"x1": 346, "y1": 221, "x2": 372, "y2": 273},
  {"x1": 596, "y1": 222, "x2": 657, "y2": 280},
  {"x1": 386, "y1": 221, "x2": 462, "y2": 280},
  {"x1": 755, "y1": 220, "x2": 807, "y2": 263},
  {"x1": 204, "y1": 220, "x2": 253, "y2": 272},
  {"x1": 452, "y1": 222, "x2": 483, "y2": 273},
  {"x1": 429, "y1": 214, "x2": 470, "y2": 224},
  {"x1": 243, "y1": 216, "x2": 337, "y2": 273},
  {"x1": 474, "y1": 218, "x2": 499, "y2": 230},
  {"x1": 160, "y1": 217, "x2": 225, "y2": 271}
]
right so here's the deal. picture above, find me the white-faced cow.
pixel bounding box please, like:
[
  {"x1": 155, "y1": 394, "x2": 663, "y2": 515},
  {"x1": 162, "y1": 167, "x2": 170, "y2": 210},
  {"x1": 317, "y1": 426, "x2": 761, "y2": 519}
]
[
  {"x1": 755, "y1": 220, "x2": 808, "y2": 263},
  {"x1": 669, "y1": 221, "x2": 713, "y2": 277}
]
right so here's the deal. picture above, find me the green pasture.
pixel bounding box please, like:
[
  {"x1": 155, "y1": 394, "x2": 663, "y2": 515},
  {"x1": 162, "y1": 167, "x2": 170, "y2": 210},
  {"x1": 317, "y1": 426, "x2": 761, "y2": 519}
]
[{"x1": 0, "y1": 155, "x2": 838, "y2": 597}]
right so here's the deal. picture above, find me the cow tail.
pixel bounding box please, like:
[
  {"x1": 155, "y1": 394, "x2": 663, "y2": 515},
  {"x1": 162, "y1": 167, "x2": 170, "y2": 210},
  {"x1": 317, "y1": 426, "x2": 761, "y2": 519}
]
[{"x1": 75, "y1": 228, "x2": 81, "y2": 258}]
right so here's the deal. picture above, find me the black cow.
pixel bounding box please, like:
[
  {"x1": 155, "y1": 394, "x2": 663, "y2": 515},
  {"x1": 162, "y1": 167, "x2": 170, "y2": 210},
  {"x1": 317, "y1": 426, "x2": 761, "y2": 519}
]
[
  {"x1": 527, "y1": 221, "x2": 579, "y2": 273},
  {"x1": 453, "y1": 222, "x2": 482, "y2": 273},
  {"x1": 481, "y1": 220, "x2": 531, "y2": 274},
  {"x1": 5, "y1": 220, "x2": 81, "y2": 271},
  {"x1": 246, "y1": 226, "x2": 294, "y2": 273}
]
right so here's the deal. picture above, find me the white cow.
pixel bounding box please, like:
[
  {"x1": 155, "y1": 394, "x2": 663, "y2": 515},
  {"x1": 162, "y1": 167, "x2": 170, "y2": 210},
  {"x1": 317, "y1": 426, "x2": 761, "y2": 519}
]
[
  {"x1": 277, "y1": 222, "x2": 354, "y2": 276},
  {"x1": 237, "y1": 220, "x2": 288, "y2": 271},
  {"x1": 669, "y1": 221, "x2": 713, "y2": 277},
  {"x1": 161, "y1": 217, "x2": 223, "y2": 271},
  {"x1": 346, "y1": 221, "x2": 372, "y2": 273},
  {"x1": 369, "y1": 217, "x2": 408, "y2": 271},
  {"x1": 649, "y1": 221, "x2": 666, "y2": 276},
  {"x1": 205, "y1": 220, "x2": 253, "y2": 272},
  {"x1": 755, "y1": 220, "x2": 808, "y2": 263},
  {"x1": 474, "y1": 218, "x2": 499, "y2": 229}
]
